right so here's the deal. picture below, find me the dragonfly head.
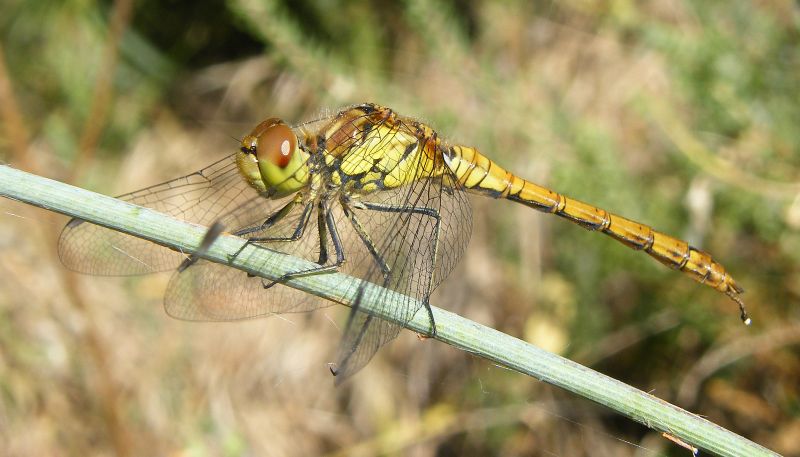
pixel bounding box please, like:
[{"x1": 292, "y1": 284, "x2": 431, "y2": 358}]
[{"x1": 237, "y1": 118, "x2": 310, "y2": 198}]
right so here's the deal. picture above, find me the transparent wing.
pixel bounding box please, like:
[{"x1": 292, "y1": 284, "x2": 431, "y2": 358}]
[
  {"x1": 167, "y1": 173, "x2": 471, "y2": 374},
  {"x1": 58, "y1": 154, "x2": 287, "y2": 275},
  {"x1": 164, "y1": 257, "x2": 334, "y2": 321},
  {"x1": 72, "y1": 105, "x2": 472, "y2": 384},
  {"x1": 330, "y1": 174, "x2": 471, "y2": 382},
  {"x1": 163, "y1": 192, "x2": 337, "y2": 320},
  {"x1": 328, "y1": 120, "x2": 473, "y2": 382},
  {"x1": 162, "y1": 110, "x2": 472, "y2": 378}
]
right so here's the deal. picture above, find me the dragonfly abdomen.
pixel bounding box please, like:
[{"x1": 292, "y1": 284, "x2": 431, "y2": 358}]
[{"x1": 444, "y1": 144, "x2": 750, "y2": 324}]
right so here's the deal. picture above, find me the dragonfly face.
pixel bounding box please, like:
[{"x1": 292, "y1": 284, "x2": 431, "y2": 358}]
[{"x1": 236, "y1": 117, "x2": 310, "y2": 198}]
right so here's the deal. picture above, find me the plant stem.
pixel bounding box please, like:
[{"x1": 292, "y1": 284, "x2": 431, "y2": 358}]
[{"x1": 0, "y1": 164, "x2": 778, "y2": 457}]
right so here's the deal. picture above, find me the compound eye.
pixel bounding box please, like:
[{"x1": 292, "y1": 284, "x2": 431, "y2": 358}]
[{"x1": 253, "y1": 118, "x2": 296, "y2": 168}]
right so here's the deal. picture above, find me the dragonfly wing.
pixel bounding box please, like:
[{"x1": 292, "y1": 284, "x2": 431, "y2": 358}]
[
  {"x1": 333, "y1": 302, "x2": 402, "y2": 384},
  {"x1": 163, "y1": 192, "x2": 332, "y2": 320},
  {"x1": 58, "y1": 154, "x2": 255, "y2": 275},
  {"x1": 57, "y1": 153, "x2": 313, "y2": 276},
  {"x1": 330, "y1": 152, "x2": 472, "y2": 381},
  {"x1": 164, "y1": 258, "x2": 333, "y2": 321}
]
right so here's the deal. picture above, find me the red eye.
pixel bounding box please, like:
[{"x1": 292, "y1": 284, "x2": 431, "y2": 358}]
[{"x1": 251, "y1": 118, "x2": 296, "y2": 168}]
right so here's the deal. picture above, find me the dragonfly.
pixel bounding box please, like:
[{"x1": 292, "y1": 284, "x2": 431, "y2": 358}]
[{"x1": 58, "y1": 103, "x2": 750, "y2": 382}]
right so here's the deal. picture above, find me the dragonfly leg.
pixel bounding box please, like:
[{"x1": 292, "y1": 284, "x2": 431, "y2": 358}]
[
  {"x1": 228, "y1": 195, "x2": 303, "y2": 262},
  {"x1": 260, "y1": 199, "x2": 347, "y2": 289},
  {"x1": 349, "y1": 200, "x2": 441, "y2": 337},
  {"x1": 316, "y1": 199, "x2": 330, "y2": 266},
  {"x1": 343, "y1": 206, "x2": 391, "y2": 278},
  {"x1": 332, "y1": 200, "x2": 443, "y2": 379}
]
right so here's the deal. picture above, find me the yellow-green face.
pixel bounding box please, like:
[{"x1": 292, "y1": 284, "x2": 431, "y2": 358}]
[{"x1": 236, "y1": 118, "x2": 310, "y2": 198}]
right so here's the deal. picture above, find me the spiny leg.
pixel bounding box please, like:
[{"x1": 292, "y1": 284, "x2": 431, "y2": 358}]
[
  {"x1": 343, "y1": 203, "x2": 391, "y2": 278},
  {"x1": 331, "y1": 201, "x2": 442, "y2": 378},
  {"x1": 358, "y1": 200, "x2": 441, "y2": 337},
  {"x1": 328, "y1": 203, "x2": 394, "y2": 377},
  {"x1": 232, "y1": 198, "x2": 314, "y2": 285},
  {"x1": 345, "y1": 199, "x2": 441, "y2": 336},
  {"x1": 260, "y1": 199, "x2": 347, "y2": 289},
  {"x1": 228, "y1": 195, "x2": 303, "y2": 262},
  {"x1": 316, "y1": 200, "x2": 330, "y2": 266}
]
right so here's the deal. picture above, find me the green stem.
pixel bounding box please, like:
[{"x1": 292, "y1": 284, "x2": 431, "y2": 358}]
[{"x1": 0, "y1": 164, "x2": 778, "y2": 457}]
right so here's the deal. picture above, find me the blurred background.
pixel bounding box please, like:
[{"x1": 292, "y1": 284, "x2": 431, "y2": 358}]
[{"x1": 1, "y1": 0, "x2": 798, "y2": 455}]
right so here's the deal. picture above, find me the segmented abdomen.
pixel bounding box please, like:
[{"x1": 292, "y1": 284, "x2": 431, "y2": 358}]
[{"x1": 443, "y1": 144, "x2": 749, "y2": 323}]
